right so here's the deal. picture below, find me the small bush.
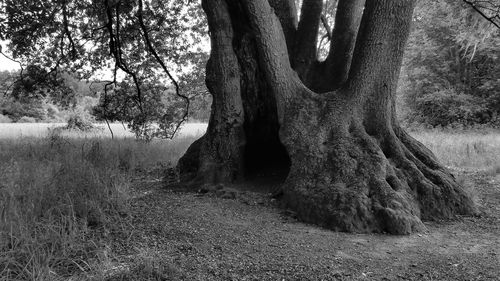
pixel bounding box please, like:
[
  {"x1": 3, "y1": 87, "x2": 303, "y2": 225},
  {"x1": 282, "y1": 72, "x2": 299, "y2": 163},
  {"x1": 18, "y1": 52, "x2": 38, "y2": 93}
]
[
  {"x1": 17, "y1": 116, "x2": 37, "y2": 123},
  {"x1": 66, "y1": 111, "x2": 95, "y2": 131},
  {"x1": 43, "y1": 102, "x2": 67, "y2": 122},
  {"x1": 0, "y1": 99, "x2": 46, "y2": 122},
  {"x1": 0, "y1": 114, "x2": 12, "y2": 123},
  {"x1": 402, "y1": 88, "x2": 494, "y2": 128}
]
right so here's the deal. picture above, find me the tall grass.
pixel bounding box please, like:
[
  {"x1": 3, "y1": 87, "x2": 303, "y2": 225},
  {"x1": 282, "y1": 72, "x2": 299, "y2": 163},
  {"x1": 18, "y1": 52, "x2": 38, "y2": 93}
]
[
  {"x1": 1, "y1": 123, "x2": 498, "y2": 279},
  {"x1": 0, "y1": 132, "x2": 199, "y2": 280},
  {"x1": 410, "y1": 129, "x2": 500, "y2": 174},
  {"x1": 0, "y1": 122, "x2": 208, "y2": 139}
]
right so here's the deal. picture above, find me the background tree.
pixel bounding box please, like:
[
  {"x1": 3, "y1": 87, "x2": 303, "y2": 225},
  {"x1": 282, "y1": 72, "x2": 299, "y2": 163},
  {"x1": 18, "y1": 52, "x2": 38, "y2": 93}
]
[
  {"x1": 398, "y1": 0, "x2": 500, "y2": 128},
  {"x1": 3, "y1": 0, "x2": 496, "y2": 234},
  {"x1": 0, "y1": 65, "x2": 78, "y2": 121}
]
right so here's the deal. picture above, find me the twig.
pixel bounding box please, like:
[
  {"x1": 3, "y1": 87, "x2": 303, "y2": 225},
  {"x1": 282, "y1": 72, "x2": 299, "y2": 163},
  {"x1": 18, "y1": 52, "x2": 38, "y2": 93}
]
[
  {"x1": 137, "y1": 0, "x2": 190, "y2": 139},
  {"x1": 320, "y1": 14, "x2": 332, "y2": 40},
  {"x1": 463, "y1": 0, "x2": 500, "y2": 29}
]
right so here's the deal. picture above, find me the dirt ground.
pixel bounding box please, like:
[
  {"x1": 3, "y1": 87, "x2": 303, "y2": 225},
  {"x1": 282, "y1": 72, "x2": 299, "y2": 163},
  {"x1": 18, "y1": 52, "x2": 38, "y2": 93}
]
[{"x1": 107, "y1": 170, "x2": 500, "y2": 281}]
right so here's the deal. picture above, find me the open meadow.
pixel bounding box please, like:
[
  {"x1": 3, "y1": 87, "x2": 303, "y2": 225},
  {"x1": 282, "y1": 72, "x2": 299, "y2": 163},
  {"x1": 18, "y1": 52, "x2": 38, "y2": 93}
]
[
  {"x1": 0, "y1": 124, "x2": 499, "y2": 280},
  {"x1": 0, "y1": 123, "x2": 208, "y2": 139},
  {"x1": 411, "y1": 129, "x2": 500, "y2": 174}
]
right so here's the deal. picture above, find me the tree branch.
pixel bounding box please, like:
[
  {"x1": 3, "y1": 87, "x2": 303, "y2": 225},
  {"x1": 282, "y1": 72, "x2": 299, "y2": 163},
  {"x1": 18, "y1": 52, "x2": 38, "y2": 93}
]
[
  {"x1": 320, "y1": 14, "x2": 332, "y2": 40},
  {"x1": 62, "y1": 0, "x2": 77, "y2": 59},
  {"x1": 137, "y1": 0, "x2": 189, "y2": 139},
  {"x1": 0, "y1": 49, "x2": 24, "y2": 96},
  {"x1": 463, "y1": 0, "x2": 500, "y2": 29},
  {"x1": 241, "y1": 0, "x2": 301, "y2": 114},
  {"x1": 322, "y1": 0, "x2": 365, "y2": 90},
  {"x1": 292, "y1": 0, "x2": 323, "y2": 78},
  {"x1": 347, "y1": 0, "x2": 415, "y2": 99},
  {"x1": 268, "y1": 0, "x2": 298, "y2": 55},
  {"x1": 104, "y1": 0, "x2": 143, "y2": 112}
]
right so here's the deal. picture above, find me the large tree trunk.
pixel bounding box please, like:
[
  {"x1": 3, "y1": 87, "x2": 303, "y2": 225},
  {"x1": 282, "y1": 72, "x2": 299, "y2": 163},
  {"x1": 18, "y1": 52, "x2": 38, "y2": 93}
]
[
  {"x1": 178, "y1": 0, "x2": 477, "y2": 234},
  {"x1": 178, "y1": 0, "x2": 291, "y2": 185}
]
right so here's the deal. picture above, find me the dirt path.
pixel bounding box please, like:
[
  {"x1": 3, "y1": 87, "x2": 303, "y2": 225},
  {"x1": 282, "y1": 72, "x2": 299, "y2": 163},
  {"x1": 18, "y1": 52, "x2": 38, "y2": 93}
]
[{"x1": 109, "y1": 171, "x2": 500, "y2": 280}]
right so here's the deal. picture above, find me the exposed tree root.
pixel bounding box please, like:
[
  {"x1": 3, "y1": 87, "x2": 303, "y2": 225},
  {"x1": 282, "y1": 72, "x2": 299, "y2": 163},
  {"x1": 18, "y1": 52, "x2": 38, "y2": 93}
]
[
  {"x1": 281, "y1": 124, "x2": 477, "y2": 234},
  {"x1": 177, "y1": 0, "x2": 477, "y2": 235}
]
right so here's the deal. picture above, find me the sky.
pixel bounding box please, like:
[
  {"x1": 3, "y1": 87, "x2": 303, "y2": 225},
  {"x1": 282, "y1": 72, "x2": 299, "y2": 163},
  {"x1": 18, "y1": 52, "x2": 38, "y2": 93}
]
[
  {"x1": 0, "y1": 41, "x2": 21, "y2": 72},
  {"x1": 0, "y1": 56, "x2": 20, "y2": 71}
]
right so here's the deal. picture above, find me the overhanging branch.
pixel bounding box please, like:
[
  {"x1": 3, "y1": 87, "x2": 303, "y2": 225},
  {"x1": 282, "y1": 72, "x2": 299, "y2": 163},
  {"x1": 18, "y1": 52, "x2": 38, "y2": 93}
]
[
  {"x1": 62, "y1": 0, "x2": 77, "y2": 59},
  {"x1": 137, "y1": 0, "x2": 190, "y2": 139},
  {"x1": 320, "y1": 0, "x2": 364, "y2": 91},
  {"x1": 320, "y1": 14, "x2": 332, "y2": 40},
  {"x1": 292, "y1": 0, "x2": 323, "y2": 77},
  {"x1": 463, "y1": 0, "x2": 500, "y2": 29},
  {"x1": 104, "y1": 0, "x2": 143, "y2": 112},
  {"x1": 0, "y1": 49, "x2": 24, "y2": 95}
]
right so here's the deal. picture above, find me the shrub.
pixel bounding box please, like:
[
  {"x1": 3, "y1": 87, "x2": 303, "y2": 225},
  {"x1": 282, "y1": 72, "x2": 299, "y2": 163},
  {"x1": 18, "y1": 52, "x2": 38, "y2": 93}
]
[
  {"x1": 0, "y1": 99, "x2": 46, "y2": 122},
  {"x1": 404, "y1": 89, "x2": 492, "y2": 128},
  {"x1": 17, "y1": 116, "x2": 37, "y2": 123},
  {"x1": 0, "y1": 114, "x2": 12, "y2": 123},
  {"x1": 43, "y1": 102, "x2": 66, "y2": 122},
  {"x1": 66, "y1": 110, "x2": 95, "y2": 131}
]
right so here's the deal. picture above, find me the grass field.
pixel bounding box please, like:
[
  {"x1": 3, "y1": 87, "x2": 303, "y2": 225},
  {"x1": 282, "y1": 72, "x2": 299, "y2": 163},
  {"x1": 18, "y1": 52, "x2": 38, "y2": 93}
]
[
  {"x1": 411, "y1": 129, "x2": 500, "y2": 174},
  {"x1": 0, "y1": 124, "x2": 499, "y2": 280},
  {"x1": 1, "y1": 123, "x2": 498, "y2": 172},
  {"x1": 0, "y1": 124, "x2": 204, "y2": 280},
  {"x1": 0, "y1": 122, "x2": 208, "y2": 139}
]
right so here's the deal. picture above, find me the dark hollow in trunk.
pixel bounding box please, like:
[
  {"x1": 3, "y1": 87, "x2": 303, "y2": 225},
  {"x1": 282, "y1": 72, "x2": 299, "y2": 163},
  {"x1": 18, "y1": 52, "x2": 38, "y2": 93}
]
[{"x1": 177, "y1": 0, "x2": 477, "y2": 234}]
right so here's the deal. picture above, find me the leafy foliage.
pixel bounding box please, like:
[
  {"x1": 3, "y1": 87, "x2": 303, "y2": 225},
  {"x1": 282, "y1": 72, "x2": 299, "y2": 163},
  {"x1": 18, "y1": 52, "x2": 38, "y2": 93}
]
[
  {"x1": 462, "y1": 0, "x2": 500, "y2": 29},
  {"x1": 2, "y1": 0, "x2": 498, "y2": 131},
  {"x1": 66, "y1": 110, "x2": 95, "y2": 131},
  {"x1": 1, "y1": 0, "x2": 209, "y2": 139},
  {"x1": 11, "y1": 65, "x2": 77, "y2": 108},
  {"x1": 0, "y1": 67, "x2": 87, "y2": 121},
  {"x1": 92, "y1": 79, "x2": 187, "y2": 140},
  {"x1": 399, "y1": 0, "x2": 500, "y2": 128}
]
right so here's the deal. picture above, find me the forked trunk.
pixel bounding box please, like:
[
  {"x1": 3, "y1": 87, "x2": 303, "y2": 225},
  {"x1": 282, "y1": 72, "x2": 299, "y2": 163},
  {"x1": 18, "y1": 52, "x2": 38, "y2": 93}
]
[
  {"x1": 178, "y1": 0, "x2": 290, "y2": 184},
  {"x1": 178, "y1": 0, "x2": 477, "y2": 234}
]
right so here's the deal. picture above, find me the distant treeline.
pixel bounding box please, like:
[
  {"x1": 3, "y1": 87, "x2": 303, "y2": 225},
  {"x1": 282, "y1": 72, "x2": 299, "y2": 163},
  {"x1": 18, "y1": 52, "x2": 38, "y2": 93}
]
[{"x1": 0, "y1": 68, "x2": 211, "y2": 127}]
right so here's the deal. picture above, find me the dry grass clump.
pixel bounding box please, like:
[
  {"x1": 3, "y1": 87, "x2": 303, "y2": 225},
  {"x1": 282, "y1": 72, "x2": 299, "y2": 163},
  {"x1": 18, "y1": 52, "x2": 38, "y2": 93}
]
[{"x1": 0, "y1": 133, "x2": 198, "y2": 280}]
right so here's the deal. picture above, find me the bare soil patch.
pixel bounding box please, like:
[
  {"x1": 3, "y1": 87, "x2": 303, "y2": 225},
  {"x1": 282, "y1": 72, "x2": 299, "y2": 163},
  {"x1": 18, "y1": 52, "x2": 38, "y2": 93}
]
[{"x1": 108, "y1": 170, "x2": 500, "y2": 280}]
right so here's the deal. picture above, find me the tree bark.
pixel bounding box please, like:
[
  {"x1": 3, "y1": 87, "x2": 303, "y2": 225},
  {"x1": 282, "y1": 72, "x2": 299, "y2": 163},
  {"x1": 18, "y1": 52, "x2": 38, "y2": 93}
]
[
  {"x1": 178, "y1": 0, "x2": 290, "y2": 184},
  {"x1": 269, "y1": 0, "x2": 298, "y2": 55},
  {"x1": 292, "y1": 0, "x2": 323, "y2": 79},
  {"x1": 321, "y1": 0, "x2": 365, "y2": 90},
  {"x1": 178, "y1": 0, "x2": 245, "y2": 184},
  {"x1": 178, "y1": 0, "x2": 477, "y2": 234}
]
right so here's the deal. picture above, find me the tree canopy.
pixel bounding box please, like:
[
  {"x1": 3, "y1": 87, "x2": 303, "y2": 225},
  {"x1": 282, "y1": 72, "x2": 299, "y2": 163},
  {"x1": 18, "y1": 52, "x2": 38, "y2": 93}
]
[
  {"x1": 0, "y1": 0, "x2": 498, "y2": 131},
  {"x1": 0, "y1": 0, "x2": 209, "y2": 137}
]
